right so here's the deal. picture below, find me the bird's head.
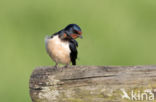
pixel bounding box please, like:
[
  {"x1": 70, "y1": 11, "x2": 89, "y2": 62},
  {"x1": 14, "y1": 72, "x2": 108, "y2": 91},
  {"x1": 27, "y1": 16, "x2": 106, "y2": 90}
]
[{"x1": 63, "y1": 24, "x2": 82, "y2": 39}]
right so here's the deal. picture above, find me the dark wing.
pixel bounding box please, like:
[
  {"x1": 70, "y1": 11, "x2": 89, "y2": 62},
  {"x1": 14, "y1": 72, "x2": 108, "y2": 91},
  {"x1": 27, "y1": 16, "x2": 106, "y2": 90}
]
[
  {"x1": 69, "y1": 39, "x2": 78, "y2": 65},
  {"x1": 50, "y1": 29, "x2": 64, "y2": 38}
]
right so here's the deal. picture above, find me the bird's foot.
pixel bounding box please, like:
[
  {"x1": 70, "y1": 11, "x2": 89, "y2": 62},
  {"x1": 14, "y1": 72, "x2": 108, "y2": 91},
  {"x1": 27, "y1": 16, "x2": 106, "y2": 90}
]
[
  {"x1": 54, "y1": 63, "x2": 58, "y2": 70},
  {"x1": 64, "y1": 65, "x2": 69, "y2": 68},
  {"x1": 60, "y1": 65, "x2": 69, "y2": 72}
]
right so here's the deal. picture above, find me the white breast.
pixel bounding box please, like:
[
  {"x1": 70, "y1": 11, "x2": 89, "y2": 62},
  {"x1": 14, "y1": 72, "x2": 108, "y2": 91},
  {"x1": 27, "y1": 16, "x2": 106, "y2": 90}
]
[{"x1": 45, "y1": 35, "x2": 71, "y2": 65}]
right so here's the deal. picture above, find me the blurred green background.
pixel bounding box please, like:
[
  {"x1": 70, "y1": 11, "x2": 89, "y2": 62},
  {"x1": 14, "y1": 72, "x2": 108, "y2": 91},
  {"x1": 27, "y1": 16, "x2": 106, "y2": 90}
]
[{"x1": 0, "y1": 0, "x2": 156, "y2": 101}]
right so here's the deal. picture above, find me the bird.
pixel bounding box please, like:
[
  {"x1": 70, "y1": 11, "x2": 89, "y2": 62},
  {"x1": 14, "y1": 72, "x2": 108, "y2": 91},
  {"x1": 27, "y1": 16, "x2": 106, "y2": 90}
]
[{"x1": 45, "y1": 24, "x2": 82, "y2": 69}]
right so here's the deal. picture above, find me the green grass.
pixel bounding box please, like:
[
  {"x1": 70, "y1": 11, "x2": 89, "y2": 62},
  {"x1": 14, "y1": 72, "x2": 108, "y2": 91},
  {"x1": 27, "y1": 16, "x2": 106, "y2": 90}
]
[{"x1": 0, "y1": 0, "x2": 156, "y2": 102}]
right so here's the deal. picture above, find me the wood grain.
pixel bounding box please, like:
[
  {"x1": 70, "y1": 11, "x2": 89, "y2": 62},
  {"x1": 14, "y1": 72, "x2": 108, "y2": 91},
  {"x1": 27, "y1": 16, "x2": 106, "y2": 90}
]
[{"x1": 29, "y1": 66, "x2": 156, "y2": 102}]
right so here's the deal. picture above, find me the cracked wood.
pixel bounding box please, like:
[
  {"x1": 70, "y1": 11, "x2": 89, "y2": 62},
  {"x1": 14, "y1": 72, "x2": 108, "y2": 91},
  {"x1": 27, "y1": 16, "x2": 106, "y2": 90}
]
[{"x1": 29, "y1": 66, "x2": 156, "y2": 102}]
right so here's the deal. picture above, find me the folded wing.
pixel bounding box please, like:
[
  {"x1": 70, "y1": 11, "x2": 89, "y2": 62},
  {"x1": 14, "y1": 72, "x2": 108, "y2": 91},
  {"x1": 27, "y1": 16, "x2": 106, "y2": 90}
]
[{"x1": 69, "y1": 39, "x2": 78, "y2": 65}]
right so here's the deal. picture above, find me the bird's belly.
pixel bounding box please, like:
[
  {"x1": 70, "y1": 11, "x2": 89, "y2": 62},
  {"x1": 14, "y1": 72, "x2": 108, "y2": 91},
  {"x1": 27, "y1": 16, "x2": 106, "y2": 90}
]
[{"x1": 47, "y1": 38, "x2": 71, "y2": 64}]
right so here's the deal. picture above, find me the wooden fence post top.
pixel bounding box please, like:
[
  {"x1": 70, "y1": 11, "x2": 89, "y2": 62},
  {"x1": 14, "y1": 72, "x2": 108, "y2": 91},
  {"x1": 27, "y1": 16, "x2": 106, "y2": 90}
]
[{"x1": 29, "y1": 66, "x2": 156, "y2": 102}]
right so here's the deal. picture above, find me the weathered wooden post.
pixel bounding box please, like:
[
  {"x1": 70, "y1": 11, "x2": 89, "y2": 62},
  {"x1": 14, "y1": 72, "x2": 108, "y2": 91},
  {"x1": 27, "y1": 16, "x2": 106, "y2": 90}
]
[{"x1": 29, "y1": 66, "x2": 156, "y2": 102}]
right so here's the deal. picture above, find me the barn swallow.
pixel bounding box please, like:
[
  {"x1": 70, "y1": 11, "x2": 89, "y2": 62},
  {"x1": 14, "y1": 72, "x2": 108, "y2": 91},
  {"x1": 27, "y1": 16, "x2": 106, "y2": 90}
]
[{"x1": 45, "y1": 24, "x2": 82, "y2": 68}]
